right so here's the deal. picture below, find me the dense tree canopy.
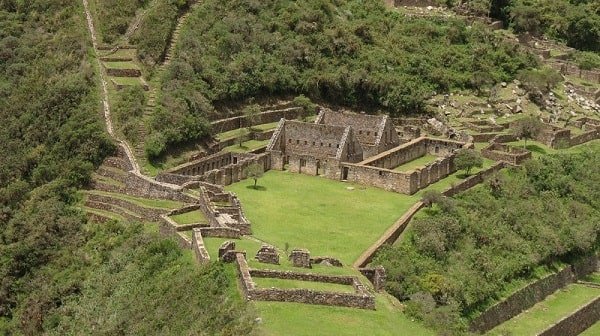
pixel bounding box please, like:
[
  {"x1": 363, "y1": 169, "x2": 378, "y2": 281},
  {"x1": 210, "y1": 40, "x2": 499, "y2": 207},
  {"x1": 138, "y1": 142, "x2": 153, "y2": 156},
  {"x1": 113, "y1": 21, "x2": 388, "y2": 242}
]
[
  {"x1": 147, "y1": 0, "x2": 536, "y2": 157},
  {"x1": 0, "y1": 1, "x2": 254, "y2": 333},
  {"x1": 374, "y1": 148, "x2": 600, "y2": 333}
]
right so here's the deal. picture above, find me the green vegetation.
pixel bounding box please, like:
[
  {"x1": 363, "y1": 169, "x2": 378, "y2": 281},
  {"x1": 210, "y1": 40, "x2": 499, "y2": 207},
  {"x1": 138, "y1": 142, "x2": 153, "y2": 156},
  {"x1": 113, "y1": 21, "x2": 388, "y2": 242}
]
[
  {"x1": 131, "y1": 0, "x2": 191, "y2": 67},
  {"x1": 488, "y1": 284, "x2": 600, "y2": 335},
  {"x1": 170, "y1": 210, "x2": 207, "y2": 225},
  {"x1": 375, "y1": 149, "x2": 600, "y2": 334},
  {"x1": 91, "y1": 0, "x2": 148, "y2": 43},
  {"x1": 147, "y1": 0, "x2": 535, "y2": 157},
  {"x1": 44, "y1": 222, "x2": 256, "y2": 334},
  {"x1": 103, "y1": 61, "x2": 140, "y2": 69},
  {"x1": 226, "y1": 170, "x2": 419, "y2": 264},
  {"x1": 581, "y1": 321, "x2": 600, "y2": 336},
  {"x1": 393, "y1": 154, "x2": 438, "y2": 172},
  {"x1": 253, "y1": 278, "x2": 355, "y2": 293},
  {"x1": 454, "y1": 148, "x2": 484, "y2": 175}
]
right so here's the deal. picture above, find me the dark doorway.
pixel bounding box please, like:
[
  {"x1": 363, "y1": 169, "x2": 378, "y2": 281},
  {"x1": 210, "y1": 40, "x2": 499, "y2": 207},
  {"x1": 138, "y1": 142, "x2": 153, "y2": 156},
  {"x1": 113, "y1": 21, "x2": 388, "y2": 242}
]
[
  {"x1": 316, "y1": 160, "x2": 321, "y2": 175},
  {"x1": 342, "y1": 167, "x2": 349, "y2": 180}
]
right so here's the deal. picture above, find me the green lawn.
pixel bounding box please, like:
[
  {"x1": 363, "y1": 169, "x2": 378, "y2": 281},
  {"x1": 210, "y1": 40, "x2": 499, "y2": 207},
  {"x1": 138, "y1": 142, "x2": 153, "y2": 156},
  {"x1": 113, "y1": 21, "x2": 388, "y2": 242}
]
[
  {"x1": 225, "y1": 171, "x2": 418, "y2": 264},
  {"x1": 225, "y1": 139, "x2": 269, "y2": 153},
  {"x1": 103, "y1": 61, "x2": 139, "y2": 69},
  {"x1": 488, "y1": 284, "x2": 600, "y2": 335},
  {"x1": 581, "y1": 321, "x2": 600, "y2": 336},
  {"x1": 255, "y1": 294, "x2": 434, "y2": 336},
  {"x1": 111, "y1": 76, "x2": 143, "y2": 86},
  {"x1": 85, "y1": 190, "x2": 184, "y2": 210},
  {"x1": 169, "y1": 210, "x2": 207, "y2": 225},
  {"x1": 253, "y1": 277, "x2": 355, "y2": 293},
  {"x1": 393, "y1": 154, "x2": 438, "y2": 172}
]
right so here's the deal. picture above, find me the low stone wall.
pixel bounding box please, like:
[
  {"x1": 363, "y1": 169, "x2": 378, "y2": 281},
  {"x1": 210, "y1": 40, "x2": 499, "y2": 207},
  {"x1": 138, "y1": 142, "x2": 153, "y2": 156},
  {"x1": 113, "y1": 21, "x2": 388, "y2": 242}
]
[
  {"x1": 235, "y1": 254, "x2": 375, "y2": 309},
  {"x1": 249, "y1": 269, "x2": 356, "y2": 285},
  {"x1": 481, "y1": 143, "x2": 532, "y2": 165},
  {"x1": 470, "y1": 254, "x2": 598, "y2": 333},
  {"x1": 86, "y1": 193, "x2": 166, "y2": 221},
  {"x1": 192, "y1": 229, "x2": 210, "y2": 264},
  {"x1": 84, "y1": 200, "x2": 142, "y2": 222},
  {"x1": 442, "y1": 162, "x2": 506, "y2": 197},
  {"x1": 105, "y1": 67, "x2": 142, "y2": 77},
  {"x1": 247, "y1": 288, "x2": 375, "y2": 309},
  {"x1": 538, "y1": 296, "x2": 600, "y2": 336},
  {"x1": 471, "y1": 133, "x2": 500, "y2": 142},
  {"x1": 167, "y1": 204, "x2": 202, "y2": 216},
  {"x1": 359, "y1": 267, "x2": 387, "y2": 292},
  {"x1": 211, "y1": 107, "x2": 303, "y2": 134},
  {"x1": 569, "y1": 130, "x2": 599, "y2": 147},
  {"x1": 492, "y1": 134, "x2": 518, "y2": 143},
  {"x1": 199, "y1": 227, "x2": 241, "y2": 238}
]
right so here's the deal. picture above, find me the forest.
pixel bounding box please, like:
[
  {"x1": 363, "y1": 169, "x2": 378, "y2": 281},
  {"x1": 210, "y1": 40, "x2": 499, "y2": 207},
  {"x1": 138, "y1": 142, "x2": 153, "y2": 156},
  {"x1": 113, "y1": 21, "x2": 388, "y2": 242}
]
[
  {"x1": 145, "y1": 0, "x2": 537, "y2": 157},
  {"x1": 0, "y1": 0, "x2": 254, "y2": 334},
  {"x1": 374, "y1": 148, "x2": 600, "y2": 333}
]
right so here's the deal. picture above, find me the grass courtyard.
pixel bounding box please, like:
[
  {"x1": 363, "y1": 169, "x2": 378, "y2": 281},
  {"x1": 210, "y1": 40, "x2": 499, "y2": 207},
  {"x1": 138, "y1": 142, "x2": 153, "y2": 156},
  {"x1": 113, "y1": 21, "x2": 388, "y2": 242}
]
[{"x1": 226, "y1": 170, "x2": 418, "y2": 265}]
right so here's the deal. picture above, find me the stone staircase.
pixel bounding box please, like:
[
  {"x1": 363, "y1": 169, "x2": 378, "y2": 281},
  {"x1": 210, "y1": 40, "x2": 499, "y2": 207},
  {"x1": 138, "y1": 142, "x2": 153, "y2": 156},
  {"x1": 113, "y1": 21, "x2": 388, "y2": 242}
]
[{"x1": 133, "y1": 1, "x2": 202, "y2": 164}]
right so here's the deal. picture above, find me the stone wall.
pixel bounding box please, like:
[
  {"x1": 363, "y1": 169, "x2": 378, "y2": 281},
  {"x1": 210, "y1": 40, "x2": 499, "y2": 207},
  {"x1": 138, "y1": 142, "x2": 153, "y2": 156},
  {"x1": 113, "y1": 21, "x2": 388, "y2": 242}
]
[
  {"x1": 569, "y1": 130, "x2": 599, "y2": 147},
  {"x1": 234, "y1": 254, "x2": 375, "y2": 309},
  {"x1": 249, "y1": 269, "x2": 357, "y2": 285},
  {"x1": 442, "y1": 162, "x2": 506, "y2": 197},
  {"x1": 199, "y1": 227, "x2": 241, "y2": 239},
  {"x1": 192, "y1": 228, "x2": 210, "y2": 264},
  {"x1": 471, "y1": 133, "x2": 500, "y2": 142},
  {"x1": 538, "y1": 295, "x2": 600, "y2": 336},
  {"x1": 86, "y1": 193, "x2": 167, "y2": 221},
  {"x1": 343, "y1": 154, "x2": 454, "y2": 195},
  {"x1": 158, "y1": 152, "x2": 271, "y2": 188},
  {"x1": 470, "y1": 254, "x2": 599, "y2": 333},
  {"x1": 391, "y1": 0, "x2": 439, "y2": 7},
  {"x1": 546, "y1": 60, "x2": 600, "y2": 84},
  {"x1": 104, "y1": 67, "x2": 141, "y2": 77},
  {"x1": 481, "y1": 143, "x2": 532, "y2": 165},
  {"x1": 211, "y1": 107, "x2": 303, "y2": 134},
  {"x1": 359, "y1": 266, "x2": 387, "y2": 292}
]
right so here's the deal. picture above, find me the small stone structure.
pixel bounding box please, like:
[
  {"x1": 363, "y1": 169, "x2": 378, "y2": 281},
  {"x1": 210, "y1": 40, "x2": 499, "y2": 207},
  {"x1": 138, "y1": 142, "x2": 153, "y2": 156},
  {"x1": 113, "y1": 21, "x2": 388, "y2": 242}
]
[
  {"x1": 218, "y1": 241, "x2": 238, "y2": 262},
  {"x1": 289, "y1": 249, "x2": 312, "y2": 268},
  {"x1": 267, "y1": 119, "x2": 364, "y2": 179},
  {"x1": 255, "y1": 245, "x2": 280, "y2": 265},
  {"x1": 315, "y1": 109, "x2": 400, "y2": 158},
  {"x1": 359, "y1": 266, "x2": 387, "y2": 292},
  {"x1": 234, "y1": 253, "x2": 375, "y2": 309},
  {"x1": 481, "y1": 143, "x2": 532, "y2": 165},
  {"x1": 310, "y1": 256, "x2": 343, "y2": 267}
]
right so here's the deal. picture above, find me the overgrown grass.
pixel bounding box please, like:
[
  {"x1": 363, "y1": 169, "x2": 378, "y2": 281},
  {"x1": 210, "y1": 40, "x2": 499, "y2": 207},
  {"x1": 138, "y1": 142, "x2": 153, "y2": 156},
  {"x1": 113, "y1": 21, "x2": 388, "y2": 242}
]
[
  {"x1": 580, "y1": 321, "x2": 600, "y2": 336},
  {"x1": 488, "y1": 284, "x2": 600, "y2": 335},
  {"x1": 169, "y1": 210, "x2": 207, "y2": 225},
  {"x1": 226, "y1": 171, "x2": 418, "y2": 264},
  {"x1": 103, "y1": 61, "x2": 140, "y2": 70}
]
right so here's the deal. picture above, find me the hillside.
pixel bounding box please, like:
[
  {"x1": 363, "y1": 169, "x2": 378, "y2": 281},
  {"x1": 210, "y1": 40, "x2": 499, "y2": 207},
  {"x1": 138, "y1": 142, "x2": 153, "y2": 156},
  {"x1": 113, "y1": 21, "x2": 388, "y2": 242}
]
[{"x1": 1, "y1": 0, "x2": 600, "y2": 335}]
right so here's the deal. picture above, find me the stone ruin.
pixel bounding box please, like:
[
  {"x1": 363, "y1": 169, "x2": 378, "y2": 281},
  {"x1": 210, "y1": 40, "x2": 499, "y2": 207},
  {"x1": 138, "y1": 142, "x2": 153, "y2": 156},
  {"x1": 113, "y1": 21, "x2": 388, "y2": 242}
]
[
  {"x1": 219, "y1": 241, "x2": 238, "y2": 262},
  {"x1": 359, "y1": 266, "x2": 387, "y2": 292},
  {"x1": 289, "y1": 248, "x2": 311, "y2": 268},
  {"x1": 255, "y1": 244, "x2": 280, "y2": 265},
  {"x1": 310, "y1": 256, "x2": 343, "y2": 267}
]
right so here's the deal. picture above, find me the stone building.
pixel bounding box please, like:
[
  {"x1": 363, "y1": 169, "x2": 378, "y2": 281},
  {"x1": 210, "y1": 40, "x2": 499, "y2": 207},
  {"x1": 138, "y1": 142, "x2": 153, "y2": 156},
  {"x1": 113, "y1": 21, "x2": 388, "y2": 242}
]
[
  {"x1": 267, "y1": 119, "x2": 364, "y2": 179},
  {"x1": 315, "y1": 109, "x2": 400, "y2": 158}
]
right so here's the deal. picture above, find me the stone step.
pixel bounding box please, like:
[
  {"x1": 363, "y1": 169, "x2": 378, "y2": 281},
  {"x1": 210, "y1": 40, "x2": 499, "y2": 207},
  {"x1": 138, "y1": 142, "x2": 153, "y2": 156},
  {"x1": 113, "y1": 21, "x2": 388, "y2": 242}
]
[{"x1": 83, "y1": 206, "x2": 127, "y2": 223}]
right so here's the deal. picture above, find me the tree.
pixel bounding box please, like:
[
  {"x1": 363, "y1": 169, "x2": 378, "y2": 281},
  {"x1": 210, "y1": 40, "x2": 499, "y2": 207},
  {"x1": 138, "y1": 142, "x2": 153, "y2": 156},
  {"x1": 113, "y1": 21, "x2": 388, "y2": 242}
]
[
  {"x1": 242, "y1": 104, "x2": 261, "y2": 131},
  {"x1": 421, "y1": 190, "x2": 444, "y2": 208},
  {"x1": 512, "y1": 116, "x2": 543, "y2": 148},
  {"x1": 245, "y1": 163, "x2": 264, "y2": 189},
  {"x1": 517, "y1": 68, "x2": 562, "y2": 94},
  {"x1": 292, "y1": 94, "x2": 317, "y2": 121},
  {"x1": 454, "y1": 149, "x2": 483, "y2": 176}
]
